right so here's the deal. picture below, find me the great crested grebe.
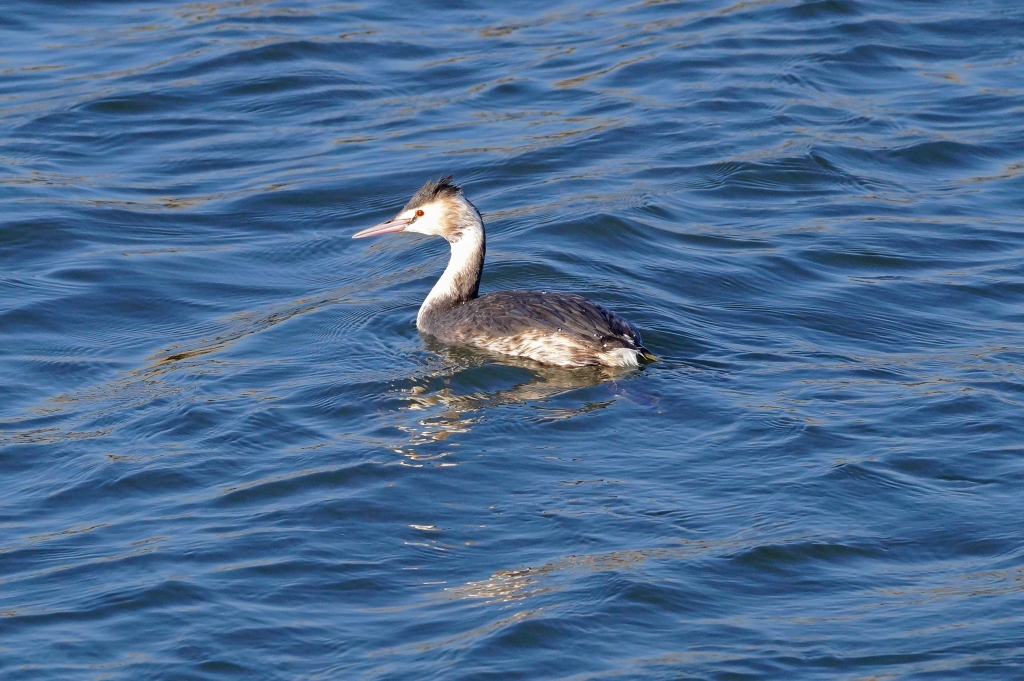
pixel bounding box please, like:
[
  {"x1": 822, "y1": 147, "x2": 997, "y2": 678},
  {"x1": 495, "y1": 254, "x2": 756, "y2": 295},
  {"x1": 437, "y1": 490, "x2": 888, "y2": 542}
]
[{"x1": 352, "y1": 176, "x2": 654, "y2": 368}]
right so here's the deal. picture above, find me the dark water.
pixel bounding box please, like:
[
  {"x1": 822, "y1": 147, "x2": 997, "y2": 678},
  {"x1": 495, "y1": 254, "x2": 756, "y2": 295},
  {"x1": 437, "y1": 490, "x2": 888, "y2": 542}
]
[{"x1": 3, "y1": 1, "x2": 1024, "y2": 678}]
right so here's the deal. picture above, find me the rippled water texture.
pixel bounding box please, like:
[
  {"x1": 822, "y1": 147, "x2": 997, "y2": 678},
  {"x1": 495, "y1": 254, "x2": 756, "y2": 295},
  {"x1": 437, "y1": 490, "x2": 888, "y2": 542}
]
[{"x1": 3, "y1": 1, "x2": 1024, "y2": 678}]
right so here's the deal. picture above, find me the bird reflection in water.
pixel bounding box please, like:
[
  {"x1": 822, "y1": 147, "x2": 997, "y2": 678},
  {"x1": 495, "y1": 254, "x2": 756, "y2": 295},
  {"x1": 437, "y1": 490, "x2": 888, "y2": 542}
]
[{"x1": 386, "y1": 340, "x2": 657, "y2": 467}]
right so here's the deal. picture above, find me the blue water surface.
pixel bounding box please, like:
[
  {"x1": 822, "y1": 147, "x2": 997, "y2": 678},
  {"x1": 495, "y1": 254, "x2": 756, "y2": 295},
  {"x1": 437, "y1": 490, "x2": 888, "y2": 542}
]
[{"x1": 2, "y1": 1, "x2": 1024, "y2": 679}]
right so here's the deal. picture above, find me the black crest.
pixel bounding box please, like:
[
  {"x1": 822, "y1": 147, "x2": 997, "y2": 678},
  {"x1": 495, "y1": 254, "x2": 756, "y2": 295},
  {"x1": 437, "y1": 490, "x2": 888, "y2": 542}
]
[{"x1": 403, "y1": 175, "x2": 461, "y2": 211}]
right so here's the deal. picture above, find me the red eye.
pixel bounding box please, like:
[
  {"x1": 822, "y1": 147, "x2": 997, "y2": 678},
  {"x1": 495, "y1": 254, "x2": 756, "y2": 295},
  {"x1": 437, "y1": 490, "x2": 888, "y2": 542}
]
[{"x1": 416, "y1": 209, "x2": 424, "y2": 217}]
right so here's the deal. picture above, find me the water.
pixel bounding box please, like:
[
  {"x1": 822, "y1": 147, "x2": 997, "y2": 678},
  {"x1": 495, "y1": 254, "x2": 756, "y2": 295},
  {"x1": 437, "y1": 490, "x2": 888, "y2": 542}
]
[{"x1": 2, "y1": 1, "x2": 1023, "y2": 678}]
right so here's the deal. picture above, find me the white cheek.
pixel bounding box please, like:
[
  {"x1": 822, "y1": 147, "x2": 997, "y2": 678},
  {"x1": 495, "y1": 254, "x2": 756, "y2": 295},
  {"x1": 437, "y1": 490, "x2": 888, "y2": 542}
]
[{"x1": 406, "y1": 210, "x2": 443, "y2": 236}]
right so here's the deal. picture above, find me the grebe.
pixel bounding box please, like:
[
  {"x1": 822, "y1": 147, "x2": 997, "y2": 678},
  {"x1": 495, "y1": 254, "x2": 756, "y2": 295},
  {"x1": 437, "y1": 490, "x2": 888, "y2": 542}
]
[{"x1": 352, "y1": 176, "x2": 654, "y2": 368}]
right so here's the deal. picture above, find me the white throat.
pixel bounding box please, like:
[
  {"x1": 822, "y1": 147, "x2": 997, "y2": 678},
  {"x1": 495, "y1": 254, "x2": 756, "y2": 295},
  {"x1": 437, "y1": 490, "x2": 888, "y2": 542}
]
[{"x1": 416, "y1": 205, "x2": 485, "y2": 332}]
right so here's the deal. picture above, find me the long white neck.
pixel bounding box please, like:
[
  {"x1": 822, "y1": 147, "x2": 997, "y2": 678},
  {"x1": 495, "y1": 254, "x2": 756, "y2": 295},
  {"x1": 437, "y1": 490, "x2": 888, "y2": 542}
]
[{"x1": 416, "y1": 201, "x2": 485, "y2": 333}]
